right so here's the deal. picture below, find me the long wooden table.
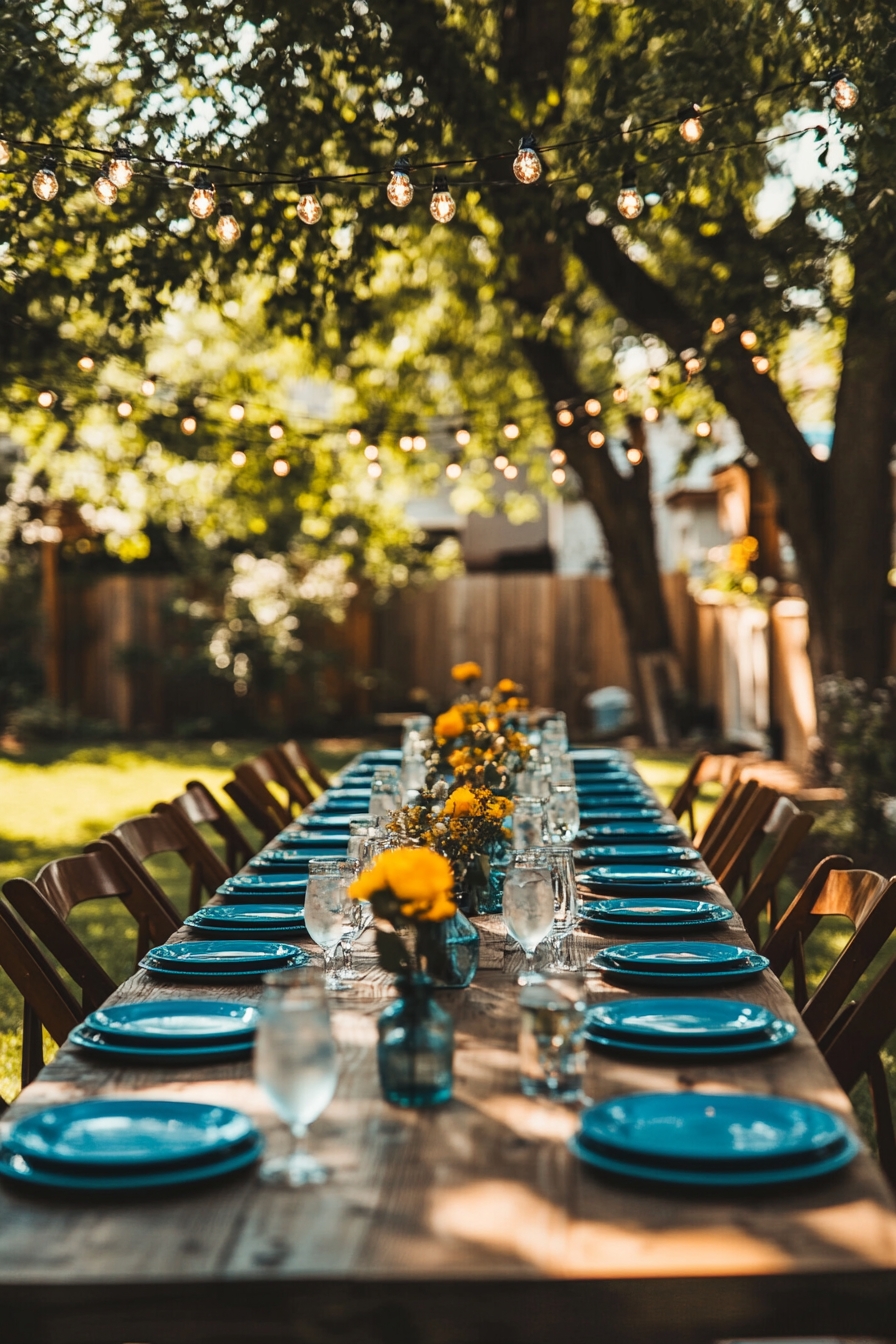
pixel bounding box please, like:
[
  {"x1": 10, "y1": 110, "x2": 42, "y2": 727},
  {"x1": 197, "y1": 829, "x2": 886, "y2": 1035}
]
[{"x1": 1, "y1": 774, "x2": 896, "y2": 1343}]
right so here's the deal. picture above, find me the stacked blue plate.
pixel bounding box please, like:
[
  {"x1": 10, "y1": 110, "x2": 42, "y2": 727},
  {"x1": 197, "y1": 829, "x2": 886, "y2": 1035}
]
[
  {"x1": 140, "y1": 939, "x2": 308, "y2": 982},
  {"x1": 0, "y1": 1099, "x2": 262, "y2": 1192},
  {"x1": 579, "y1": 897, "x2": 733, "y2": 934},
  {"x1": 576, "y1": 844, "x2": 700, "y2": 865},
  {"x1": 297, "y1": 814, "x2": 369, "y2": 831},
  {"x1": 360, "y1": 749, "x2": 402, "y2": 764},
  {"x1": 579, "y1": 865, "x2": 714, "y2": 896},
  {"x1": 593, "y1": 940, "x2": 769, "y2": 986},
  {"x1": 570, "y1": 749, "x2": 626, "y2": 763},
  {"x1": 579, "y1": 807, "x2": 665, "y2": 823},
  {"x1": 69, "y1": 1000, "x2": 258, "y2": 1064},
  {"x1": 273, "y1": 831, "x2": 351, "y2": 849},
  {"x1": 583, "y1": 998, "x2": 795, "y2": 1060},
  {"x1": 581, "y1": 821, "x2": 688, "y2": 842},
  {"x1": 218, "y1": 872, "x2": 309, "y2": 903},
  {"x1": 250, "y1": 846, "x2": 345, "y2": 873},
  {"x1": 186, "y1": 904, "x2": 306, "y2": 938},
  {"x1": 308, "y1": 796, "x2": 370, "y2": 813},
  {"x1": 570, "y1": 1091, "x2": 858, "y2": 1187}
]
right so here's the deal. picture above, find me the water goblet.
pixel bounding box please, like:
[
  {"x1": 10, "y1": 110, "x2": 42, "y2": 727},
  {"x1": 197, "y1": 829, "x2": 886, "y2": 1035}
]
[
  {"x1": 305, "y1": 859, "x2": 353, "y2": 991},
  {"x1": 512, "y1": 796, "x2": 546, "y2": 851},
  {"x1": 370, "y1": 768, "x2": 402, "y2": 823},
  {"x1": 347, "y1": 817, "x2": 378, "y2": 861},
  {"x1": 255, "y1": 967, "x2": 339, "y2": 1186},
  {"x1": 503, "y1": 860, "x2": 555, "y2": 973},
  {"x1": 547, "y1": 783, "x2": 580, "y2": 844}
]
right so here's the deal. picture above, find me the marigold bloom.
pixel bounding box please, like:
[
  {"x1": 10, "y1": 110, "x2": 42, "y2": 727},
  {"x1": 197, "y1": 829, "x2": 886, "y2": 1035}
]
[
  {"x1": 349, "y1": 847, "x2": 455, "y2": 921},
  {"x1": 495, "y1": 678, "x2": 518, "y2": 694},
  {"x1": 435, "y1": 706, "x2": 466, "y2": 741},
  {"x1": 451, "y1": 660, "x2": 482, "y2": 682},
  {"x1": 442, "y1": 786, "x2": 476, "y2": 816}
]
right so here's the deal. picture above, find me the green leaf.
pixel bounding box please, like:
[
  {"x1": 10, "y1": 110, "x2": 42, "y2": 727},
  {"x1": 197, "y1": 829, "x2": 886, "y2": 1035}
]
[{"x1": 375, "y1": 928, "x2": 409, "y2": 974}]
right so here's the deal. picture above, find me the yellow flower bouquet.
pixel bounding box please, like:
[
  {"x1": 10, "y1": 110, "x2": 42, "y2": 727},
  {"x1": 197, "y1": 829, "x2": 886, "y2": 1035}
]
[{"x1": 348, "y1": 847, "x2": 458, "y2": 977}]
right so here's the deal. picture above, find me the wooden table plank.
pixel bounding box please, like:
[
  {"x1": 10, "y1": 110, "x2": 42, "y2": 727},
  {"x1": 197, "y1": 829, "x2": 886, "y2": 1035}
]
[{"x1": 1, "y1": 772, "x2": 895, "y2": 1343}]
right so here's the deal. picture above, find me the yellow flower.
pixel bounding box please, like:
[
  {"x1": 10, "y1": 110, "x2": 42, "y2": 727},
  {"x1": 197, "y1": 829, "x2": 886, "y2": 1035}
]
[
  {"x1": 495, "y1": 677, "x2": 518, "y2": 694},
  {"x1": 349, "y1": 847, "x2": 455, "y2": 922},
  {"x1": 487, "y1": 796, "x2": 514, "y2": 820},
  {"x1": 451, "y1": 660, "x2": 482, "y2": 682},
  {"x1": 435, "y1": 706, "x2": 466, "y2": 741},
  {"x1": 448, "y1": 747, "x2": 469, "y2": 770},
  {"x1": 443, "y1": 785, "x2": 476, "y2": 816}
]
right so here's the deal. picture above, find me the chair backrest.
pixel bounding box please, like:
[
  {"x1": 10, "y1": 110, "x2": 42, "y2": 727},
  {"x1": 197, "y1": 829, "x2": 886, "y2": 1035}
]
[
  {"x1": 3, "y1": 878, "x2": 116, "y2": 1013},
  {"x1": 736, "y1": 807, "x2": 815, "y2": 946},
  {"x1": 235, "y1": 760, "x2": 293, "y2": 828},
  {"x1": 279, "y1": 738, "x2": 330, "y2": 794},
  {"x1": 820, "y1": 952, "x2": 896, "y2": 1191},
  {"x1": 223, "y1": 774, "x2": 283, "y2": 844},
  {"x1": 32, "y1": 841, "x2": 180, "y2": 962},
  {"x1": 0, "y1": 901, "x2": 82, "y2": 1087},
  {"x1": 669, "y1": 752, "x2": 744, "y2": 836},
  {"x1": 170, "y1": 780, "x2": 257, "y2": 872},
  {"x1": 697, "y1": 778, "x2": 760, "y2": 866},
  {"x1": 763, "y1": 859, "x2": 896, "y2": 1039},
  {"x1": 264, "y1": 746, "x2": 315, "y2": 810},
  {"x1": 711, "y1": 785, "x2": 780, "y2": 891},
  {"x1": 108, "y1": 808, "x2": 229, "y2": 915}
]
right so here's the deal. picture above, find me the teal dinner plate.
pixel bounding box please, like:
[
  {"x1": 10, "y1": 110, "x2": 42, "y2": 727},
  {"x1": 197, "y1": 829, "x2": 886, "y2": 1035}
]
[
  {"x1": 568, "y1": 1132, "x2": 858, "y2": 1188},
  {"x1": 144, "y1": 940, "x2": 300, "y2": 971},
  {"x1": 84, "y1": 1000, "x2": 258, "y2": 1046},
  {"x1": 582, "y1": 822, "x2": 687, "y2": 841},
  {"x1": 593, "y1": 948, "x2": 769, "y2": 986},
  {"x1": 577, "y1": 1092, "x2": 853, "y2": 1170},
  {"x1": 186, "y1": 905, "x2": 305, "y2": 936},
  {"x1": 140, "y1": 953, "x2": 308, "y2": 982},
  {"x1": 218, "y1": 874, "x2": 308, "y2": 900},
  {"x1": 69, "y1": 1025, "x2": 254, "y2": 1065},
  {"x1": 585, "y1": 997, "x2": 777, "y2": 1043},
  {"x1": 270, "y1": 833, "x2": 351, "y2": 849},
  {"x1": 580, "y1": 865, "x2": 713, "y2": 892},
  {"x1": 5, "y1": 1099, "x2": 256, "y2": 1170},
  {"x1": 579, "y1": 899, "x2": 732, "y2": 932},
  {"x1": 0, "y1": 1135, "x2": 264, "y2": 1193},
  {"x1": 251, "y1": 847, "x2": 346, "y2": 870},
  {"x1": 298, "y1": 814, "x2": 369, "y2": 829},
  {"x1": 580, "y1": 808, "x2": 664, "y2": 823},
  {"x1": 583, "y1": 1019, "x2": 797, "y2": 1060},
  {"x1": 570, "y1": 749, "x2": 626, "y2": 762},
  {"x1": 576, "y1": 845, "x2": 701, "y2": 864},
  {"x1": 360, "y1": 750, "x2": 402, "y2": 762},
  {"x1": 599, "y1": 941, "x2": 754, "y2": 972}
]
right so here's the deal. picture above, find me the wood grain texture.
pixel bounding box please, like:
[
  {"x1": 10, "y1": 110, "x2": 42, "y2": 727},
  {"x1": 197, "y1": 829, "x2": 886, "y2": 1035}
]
[{"x1": 1, "y1": 773, "x2": 895, "y2": 1343}]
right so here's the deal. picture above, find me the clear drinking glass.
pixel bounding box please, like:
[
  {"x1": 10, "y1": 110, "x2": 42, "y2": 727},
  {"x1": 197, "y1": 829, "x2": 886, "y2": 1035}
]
[
  {"x1": 547, "y1": 783, "x2": 580, "y2": 844},
  {"x1": 503, "y1": 861, "x2": 555, "y2": 973},
  {"x1": 305, "y1": 859, "x2": 353, "y2": 990},
  {"x1": 347, "y1": 817, "x2": 378, "y2": 861},
  {"x1": 521, "y1": 847, "x2": 578, "y2": 970},
  {"x1": 401, "y1": 714, "x2": 433, "y2": 748},
  {"x1": 518, "y1": 970, "x2": 587, "y2": 1101},
  {"x1": 255, "y1": 967, "x2": 339, "y2": 1186},
  {"x1": 369, "y1": 768, "x2": 402, "y2": 823},
  {"x1": 512, "y1": 796, "x2": 546, "y2": 851},
  {"x1": 337, "y1": 859, "x2": 363, "y2": 979}
]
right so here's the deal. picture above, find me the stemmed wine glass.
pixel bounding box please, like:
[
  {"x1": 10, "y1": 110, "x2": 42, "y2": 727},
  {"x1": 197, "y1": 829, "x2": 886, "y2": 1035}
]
[
  {"x1": 305, "y1": 859, "x2": 355, "y2": 991},
  {"x1": 503, "y1": 855, "x2": 555, "y2": 975},
  {"x1": 255, "y1": 967, "x2": 339, "y2": 1187}
]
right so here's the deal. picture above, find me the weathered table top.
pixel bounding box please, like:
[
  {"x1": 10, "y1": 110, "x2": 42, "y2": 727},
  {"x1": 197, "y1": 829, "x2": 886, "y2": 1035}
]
[{"x1": 1, "y1": 778, "x2": 895, "y2": 1344}]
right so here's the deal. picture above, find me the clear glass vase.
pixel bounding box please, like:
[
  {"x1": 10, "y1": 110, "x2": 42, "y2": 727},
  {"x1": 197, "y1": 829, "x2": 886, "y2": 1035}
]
[{"x1": 377, "y1": 974, "x2": 454, "y2": 1108}]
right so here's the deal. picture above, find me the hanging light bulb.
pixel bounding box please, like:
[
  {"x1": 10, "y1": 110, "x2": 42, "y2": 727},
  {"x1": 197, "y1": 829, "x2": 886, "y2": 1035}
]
[
  {"x1": 503, "y1": 463, "x2": 519, "y2": 480},
  {"x1": 740, "y1": 329, "x2": 758, "y2": 350},
  {"x1": 273, "y1": 458, "x2": 290, "y2": 477},
  {"x1": 588, "y1": 429, "x2": 605, "y2": 449},
  {"x1": 231, "y1": 449, "x2": 247, "y2": 467},
  {"x1": 503, "y1": 422, "x2": 520, "y2": 440},
  {"x1": 269, "y1": 422, "x2": 285, "y2": 440},
  {"x1": 399, "y1": 435, "x2": 413, "y2": 451},
  {"x1": 710, "y1": 317, "x2": 725, "y2": 334},
  {"x1": 446, "y1": 461, "x2": 462, "y2": 480},
  {"x1": 117, "y1": 400, "x2": 132, "y2": 418},
  {"x1": 752, "y1": 355, "x2": 770, "y2": 374},
  {"x1": 386, "y1": 157, "x2": 414, "y2": 208},
  {"x1": 32, "y1": 157, "x2": 59, "y2": 202},
  {"x1": 347, "y1": 427, "x2": 363, "y2": 445},
  {"x1": 108, "y1": 144, "x2": 133, "y2": 188},
  {"x1": 430, "y1": 176, "x2": 456, "y2": 224},
  {"x1": 550, "y1": 448, "x2": 566, "y2": 466},
  {"x1": 613, "y1": 385, "x2": 629, "y2": 404},
  {"x1": 494, "y1": 454, "x2": 509, "y2": 471},
  {"x1": 364, "y1": 444, "x2": 379, "y2": 460},
  {"x1": 141, "y1": 379, "x2": 156, "y2": 396},
  {"x1": 584, "y1": 398, "x2": 601, "y2": 416},
  {"x1": 556, "y1": 407, "x2": 575, "y2": 428},
  {"x1": 367, "y1": 461, "x2": 382, "y2": 479},
  {"x1": 512, "y1": 133, "x2": 542, "y2": 185},
  {"x1": 92, "y1": 165, "x2": 118, "y2": 206},
  {"x1": 181, "y1": 416, "x2": 197, "y2": 435},
  {"x1": 216, "y1": 200, "x2": 241, "y2": 244},
  {"x1": 297, "y1": 185, "x2": 322, "y2": 225},
  {"x1": 37, "y1": 390, "x2": 56, "y2": 408},
  {"x1": 684, "y1": 356, "x2": 702, "y2": 375},
  {"x1": 828, "y1": 67, "x2": 859, "y2": 111},
  {"x1": 643, "y1": 406, "x2": 659, "y2": 423},
  {"x1": 678, "y1": 104, "x2": 704, "y2": 144},
  {"x1": 0, "y1": 138, "x2": 9, "y2": 166},
  {"x1": 412, "y1": 434, "x2": 427, "y2": 450},
  {"x1": 695, "y1": 420, "x2": 712, "y2": 437},
  {"x1": 229, "y1": 402, "x2": 245, "y2": 422},
  {"x1": 551, "y1": 468, "x2": 566, "y2": 485},
  {"x1": 617, "y1": 168, "x2": 643, "y2": 220},
  {"x1": 189, "y1": 176, "x2": 216, "y2": 219},
  {"x1": 626, "y1": 446, "x2": 644, "y2": 465},
  {"x1": 455, "y1": 427, "x2": 471, "y2": 446},
  {"x1": 647, "y1": 373, "x2": 661, "y2": 390},
  {"x1": 78, "y1": 355, "x2": 95, "y2": 372}
]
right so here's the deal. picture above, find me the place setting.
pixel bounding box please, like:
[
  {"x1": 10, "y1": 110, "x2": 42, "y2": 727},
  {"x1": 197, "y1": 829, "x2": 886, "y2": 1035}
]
[
  {"x1": 576, "y1": 843, "x2": 701, "y2": 865},
  {"x1": 578, "y1": 805, "x2": 666, "y2": 823},
  {"x1": 249, "y1": 844, "x2": 347, "y2": 873},
  {"x1": 217, "y1": 871, "x2": 309, "y2": 903},
  {"x1": 582, "y1": 997, "x2": 796, "y2": 1060},
  {"x1": 579, "y1": 896, "x2": 733, "y2": 935},
  {"x1": 580, "y1": 819, "x2": 690, "y2": 843},
  {"x1": 185, "y1": 903, "x2": 306, "y2": 939},
  {"x1": 67, "y1": 1000, "x2": 259, "y2": 1065},
  {"x1": 577, "y1": 863, "x2": 716, "y2": 896},
  {"x1": 591, "y1": 939, "x2": 770, "y2": 987},
  {"x1": 139, "y1": 938, "x2": 309, "y2": 982}
]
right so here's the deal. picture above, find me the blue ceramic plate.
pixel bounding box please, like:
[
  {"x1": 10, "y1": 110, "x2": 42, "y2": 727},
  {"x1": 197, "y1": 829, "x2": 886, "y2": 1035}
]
[
  {"x1": 580, "y1": 809, "x2": 665, "y2": 823},
  {"x1": 298, "y1": 814, "x2": 369, "y2": 829},
  {"x1": 69, "y1": 1025, "x2": 254, "y2": 1065},
  {"x1": 249, "y1": 850, "x2": 342, "y2": 872},
  {"x1": 593, "y1": 948, "x2": 769, "y2": 985},
  {"x1": 569, "y1": 749, "x2": 626, "y2": 762},
  {"x1": 144, "y1": 940, "x2": 300, "y2": 970},
  {"x1": 599, "y1": 941, "x2": 754, "y2": 972},
  {"x1": 360, "y1": 750, "x2": 402, "y2": 762},
  {"x1": 568, "y1": 1132, "x2": 858, "y2": 1188},
  {"x1": 188, "y1": 904, "x2": 305, "y2": 928},
  {"x1": 580, "y1": 865, "x2": 713, "y2": 890},
  {"x1": 0, "y1": 1135, "x2": 263, "y2": 1192},
  {"x1": 270, "y1": 833, "x2": 351, "y2": 850},
  {"x1": 579, "y1": 899, "x2": 732, "y2": 932},
  {"x1": 325, "y1": 787, "x2": 372, "y2": 797},
  {"x1": 576, "y1": 845, "x2": 700, "y2": 864},
  {"x1": 140, "y1": 952, "x2": 308, "y2": 981},
  {"x1": 5, "y1": 1099, "x2": 255, "y2": 1170},
  {"x1": 582, "y1": 822, "x2": 687, "y2": 842},
  {"x1": 84, "y1": 1000, "x2": 258, "y2": 1046},
  {"x1": 578, "y1": 1091, "x2": 853, "y2": 1169},
  {"x1": 585, "y1": 997, "x2": 776, "y2": 1042},
  {"x1": 218, "y1": 874, "x2": 308, "y2": 898},
  {"x1": 308, "y1": 800, "x2": 369, "y2": 813},
  {"x1": 583, "y1": 1020, "x2": 797, "y2": 1060}
]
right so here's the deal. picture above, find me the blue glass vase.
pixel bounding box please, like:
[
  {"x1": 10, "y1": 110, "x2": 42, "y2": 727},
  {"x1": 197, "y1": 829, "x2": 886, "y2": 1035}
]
[
  {"x1": 417, "y1": 909, "x2": 480, "y2": 988},
  {"x1": 377, "y1": 974, "x2": 454, "y2": 1108}
]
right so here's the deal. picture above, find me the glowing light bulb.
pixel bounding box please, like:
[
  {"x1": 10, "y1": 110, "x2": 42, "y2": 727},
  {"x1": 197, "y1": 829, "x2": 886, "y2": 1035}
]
[
  {"x1": 710, "y1": 317, "x2": 725, "y2": 334},
  {"x1": 446, "y1": 461, "x2": 462, "y2": 480},
  {"x1": 347, "y1": 428, "x2": 363, "y2": 445},
  {"x1": 93, "y1": 166, "x2": 117, "y2": 206},
  {"x1": 588, "y1": 430, "x2": 605, "y2": 449},
  {"x1": 494, "y1": 454, "x2": 509, "y2": 470},
  {"x1": 216, "y1": 201, "x2": 241, "y2": 244},
  {"x1": 617, "y1": 171, "x2": 643, "y2": 220},
  {"x1": 229, "y1": 403, "x2": 245, "y2": 422},
  {"x1": 752, "y1": 355, "x2": 770, "y2": 374},
  {"x1": 551, "y1": 468, "x2": 566, "y2": 485},
  {"x1": 584, "y1": 398, "x2": 601, "y2": 416},
  {"x1": 556, "y1": 408, "x2": 575, "y2": 427},
  {"x1": 430, "y1": 176, "x2": 456, "y2": 224},
  {"x1": 387, "y1": 157, "x2": 414, "y2": 208},
  {"x1": 181, "y1": 416, "x2": 197, "y2": 434},
  {"x1": 297, "y1": 190, "x2": 322, "y2": 225},
  {"x1": 273, "y1": 458, "x2": 290, "y2": 477},
  {"x1": 626, "y1": 446, "x2": 644, "y2": 465},
  {"x1": 367, "y1": 461, "x2": 382, "y2": 478},
  {"x1": 455, "y1": 427, "x2": 471, "y2": 446},
  {"x1": 740, "y1": 329, "x2": 758, "y2": 350},
  {"x1": 503, "y1": 422, "x2": 520, "y2": 440},
  {"x1": 231, "y1": 449, "x2": 247, "y2": 467},
  {"x1": 117, "y1": 400, "x2": 132, "y2": 417},
  {"x1": 512, "y1": 133, "x2": 541, "y2": 185},
  {"x1": 38, "y1": 390, "x2": 55, "y2": 408},
  {"x1": 684, "y1": 356, "x2": 702, "y2": 375},
  {"x1": 189, "y1": 178, "x2": 216, "y2": 219},
  {"x1": 412, "y1": 435, "x2": 427, "y2": 451},
  {"x1": 269, "y1": 422, "x2": 285, "y2": 440},
  {"x1": 78, "y1": 355, "x2": 95, "y2": 372},
  {"x1": 32, "y1": 158, "x2": 58, "y2": 202},
  {"x1": 550, "y1": 449, "x2": 566, "y2": 465},
  {"x1": 108, "y1": 147, "x2": 133, "y2": 188},
  {"x1": 0, "y1": 139, "x2": 9, "y2": 166},
  {"x1": 830, "y1": 69, "x2": 858, "y2": 110},
  {"x1": 643, "y1": 406, "x2": 659, "y2": 423},
  {"x1": 503, "y1": 463, "x2": 519, "y2": 479},
  {"x1": 142, "y1": 379, "x2": 156, "y2": 396},
  {"x1": 647, "y1": 373, "x2": 661, "y2": 390},
  {"x1": 399, "y1": 436, "x2": 413, "y2": 451},
  {"x1": 364, "y1": 444, "x2": 379, "y2": 460},
  {"x1": 613, "y1": 385, "x2": 629, "y2": 404},
  {"x1": 695, "y1": 420, "x2": 712, "y2": 437},
  {"x1": 679, "y1": 105, "x2": 703, "y2": 144}
]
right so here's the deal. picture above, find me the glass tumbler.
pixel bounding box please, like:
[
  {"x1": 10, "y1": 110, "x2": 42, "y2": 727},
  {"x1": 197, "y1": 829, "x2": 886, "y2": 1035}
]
[{"x1": 518, "y1": 970, "x2": 587, "y2": 1102}]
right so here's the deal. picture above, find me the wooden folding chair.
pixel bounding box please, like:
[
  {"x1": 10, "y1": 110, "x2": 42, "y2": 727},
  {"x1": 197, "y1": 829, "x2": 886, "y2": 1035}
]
[
  {"x1": 263, "y1": 746, "x2": 315, "y2": 810},
  {"x1": 712, "y1": 785, "x2": 780, "y2": 892},
  {"x1": 23, "y1": 841, "x2": 180, "y2": 965},
  {"x1": 697, "y1": 778, "x2": 760, "y2": 868},
  {"x1": 820, "y1": 951, "x2": 896, "y2": 1191},
  {"x1": 0, "y1": 901, "x2": 84, "y2": 1088},
  {"x1": 3, "y1": 879, "x2": 116, "y2": 1014},
  {"x1": 223, "y1": 774, "x2": 283, "y2": 844},
  {"x1": 278, "y1": 738, "x2": 330, "y2": 794},
  {"x1": 763, "y1": 859, "x2": 896, "y2": 1040},
  {"x1": 736, "y1": 802, "x2": 814, "y2": 946},
  {"x1": 168, "y1": 779, "x2": 258, "y2": 873},
  {"x1": 224, "y1": 759, "x2": 293, "y2": 842},
  {"x1": 106, "y1": 808, "x2": 230, "y2": 915},
  {"x1": 669, "y1": 752, "x2": 742, "y2": 837}
]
